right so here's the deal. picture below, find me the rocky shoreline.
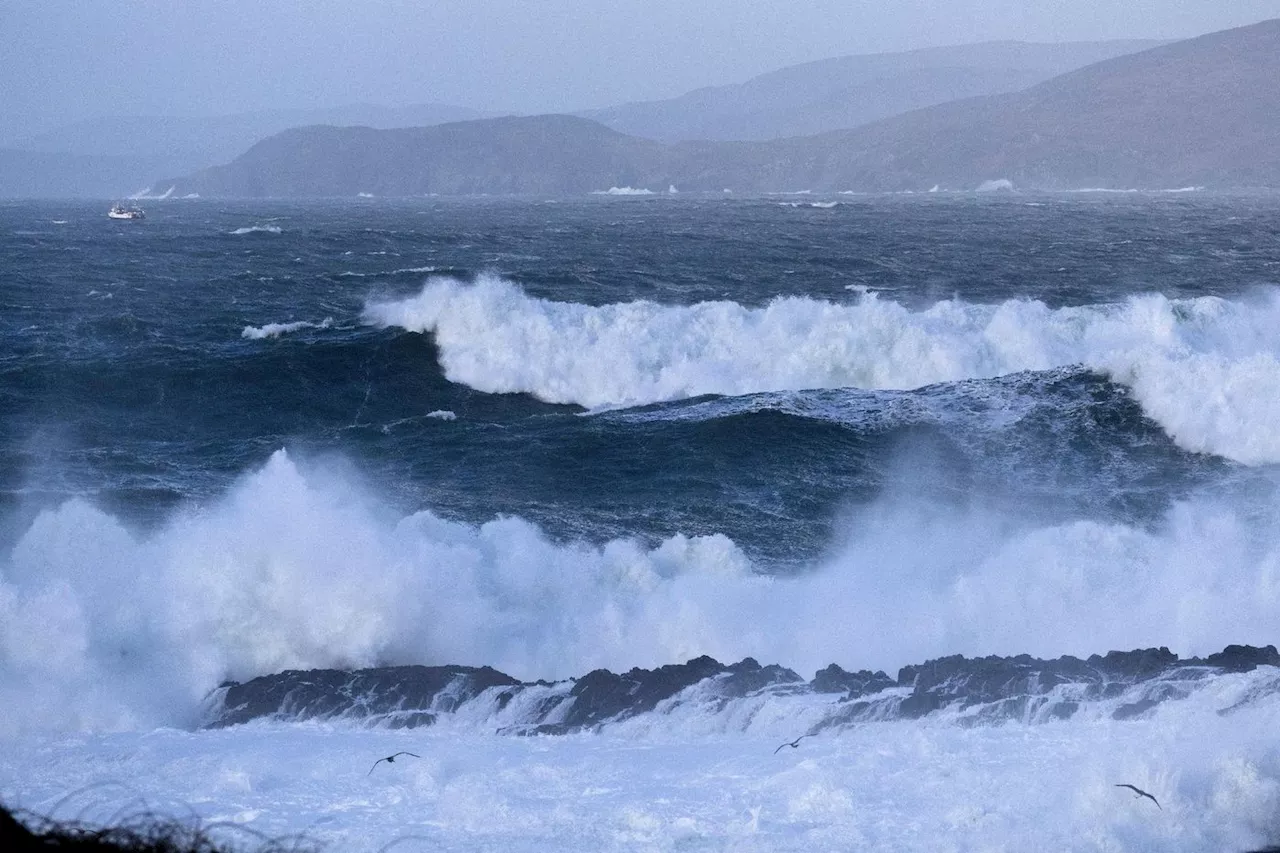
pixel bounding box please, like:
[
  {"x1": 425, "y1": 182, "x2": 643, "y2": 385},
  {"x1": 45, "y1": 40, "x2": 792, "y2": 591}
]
[{"x1": 206, "y1": 644, "x2": 1280, "y2": 732}]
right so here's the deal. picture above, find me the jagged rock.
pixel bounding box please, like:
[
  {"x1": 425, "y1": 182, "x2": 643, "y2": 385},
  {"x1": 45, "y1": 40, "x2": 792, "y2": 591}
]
[
  {"x1": 897, "y1": 653, "x2": 1093, "y2": 708},
  {"x1": 1200, "y1": 644, "x2": 1280, "y2": 672},
  {"x1": 812, "y1": 664, "x2": 894, "y2": 698},
  {"x1": 201, "y1": 643, "x2": 1280, "y2": 731},
  {"x1": 717, "y1": 658, "x2": 804, "y2": 698},
  {"x1": 1085, "y1": 647, "x2": 1178, "y2": 679},
  {"x1": 209, "y1": 664, "x2": 519, "y2": 728},
  {"x1": 551, "y1": 655, "x2": 727, "y2": 731}
]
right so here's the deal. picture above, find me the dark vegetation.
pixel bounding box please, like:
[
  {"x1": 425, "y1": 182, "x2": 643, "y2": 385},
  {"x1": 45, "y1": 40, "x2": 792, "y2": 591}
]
[{"x1": 0, "y1": 804, "x2": 311, "y2": 853}]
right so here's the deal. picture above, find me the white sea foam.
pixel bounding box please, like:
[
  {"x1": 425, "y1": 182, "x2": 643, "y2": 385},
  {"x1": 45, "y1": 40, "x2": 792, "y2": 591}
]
[
  {"x1": 230, "y1": 225, "x2": 283, "y2": 235},
  {"x1": 2, "y1": 449, "x2": 1278, "y2": 737},
  {"x1": 364, "y1": 276, "x2": 1280, "y2": 463},
  {"x1": 592, "y1": 186, "x2": 654, "y2": 195},
  {"x1": 977, "y1": 178, "x2": 1015, "y2": 192},
  {"x1": 2, "y1": 684, "x2": 1278, "y2": 853},
  {"x1": 240, "y1": 317, "x2": 333, "y2": 340},
  {"x1": 425, "y1": 410, "x2": 457, "y2": 421}
]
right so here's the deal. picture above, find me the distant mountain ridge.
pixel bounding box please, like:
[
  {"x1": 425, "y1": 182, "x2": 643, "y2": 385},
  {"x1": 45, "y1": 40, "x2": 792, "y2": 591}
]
[
  {"x1": 152, "y1": 116, "x2": 669, "y2": 198},
  {"x1": 768, "y1": 17, "x2": 1280, "y2": 191},
  {"x1": 156, "y1": 20, "x2": 1280, "y2": 197},
  {"x1": 579, "y1": 39, "x2": 1164, "y2": 142},
  {"x1": 0, "y1": 103, "x2": 490, "y2": 199}
]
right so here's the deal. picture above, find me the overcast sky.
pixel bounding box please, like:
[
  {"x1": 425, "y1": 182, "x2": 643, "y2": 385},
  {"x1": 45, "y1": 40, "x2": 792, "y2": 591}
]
[{"x1": 3, "y1": 0, "x2": 1279, "y2": 136}]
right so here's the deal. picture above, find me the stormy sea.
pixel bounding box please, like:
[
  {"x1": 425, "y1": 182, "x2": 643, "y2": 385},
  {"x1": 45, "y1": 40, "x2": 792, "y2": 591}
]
[{"x1": 1, "y1": 193, "x2": 1279, "y2": 851}]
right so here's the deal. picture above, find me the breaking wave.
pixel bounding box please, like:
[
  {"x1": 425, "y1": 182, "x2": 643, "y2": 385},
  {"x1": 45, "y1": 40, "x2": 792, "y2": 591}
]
[
  {"x1": 364, "y1": 275, "x2": 1280, "y2": 464},
  {"x1": 230, "y1": 225, "x2": 283, "y2": 235},
  {"x1": 2, "y1": 449, "x2": 1278, "y2": 735}
]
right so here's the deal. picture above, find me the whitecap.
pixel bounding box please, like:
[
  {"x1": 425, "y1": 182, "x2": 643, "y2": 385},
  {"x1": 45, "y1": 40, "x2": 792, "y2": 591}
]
[
  {"x1": 364, "y1": 274, "x2": 1280, "y2": 464},
  {"x1": 241, "y1": 317, "x2": 333, "y2": 339}
]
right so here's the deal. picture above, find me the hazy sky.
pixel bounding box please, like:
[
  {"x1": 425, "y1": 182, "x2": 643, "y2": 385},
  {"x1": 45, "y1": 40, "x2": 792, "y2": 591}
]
[{"x1": 4, "y1": 0, "x2": 1279, "y2": 135}]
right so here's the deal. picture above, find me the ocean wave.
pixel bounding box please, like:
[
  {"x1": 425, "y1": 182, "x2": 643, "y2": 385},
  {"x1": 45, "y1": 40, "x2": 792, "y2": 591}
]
[
  {"x1": 364, "y1": 275, "x2": 1280, "y2": 464},
  {"x1": 2, "y1": 449, "x2": 1278, "y2": 735},
  {"x1": 229, "y1": 225, "x2": 283, "y2": 235},
  {"x1": 592, "y1": 187, "x2": 653, "y2": 195},
  {"x1": 240, "y1": 317, "x2": 333, "y2": 340}
]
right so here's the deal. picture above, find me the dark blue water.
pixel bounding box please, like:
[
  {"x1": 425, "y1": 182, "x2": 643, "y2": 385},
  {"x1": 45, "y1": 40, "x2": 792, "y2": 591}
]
[{"x1": 2, "y1": 195, "x2": 1277, "y2": 566}]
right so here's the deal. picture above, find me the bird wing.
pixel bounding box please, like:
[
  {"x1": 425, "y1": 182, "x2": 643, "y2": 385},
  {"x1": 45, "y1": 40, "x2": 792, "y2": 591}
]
[
  {"x1": 368, "y1": 758, "x2": 385, "y2": 775},
  {"x1": 1115, "y1": 784, "x2": 1160, "y2": 808},
  {"x1": 773, "y1": 743, "x2": 786, "y2": 754}
]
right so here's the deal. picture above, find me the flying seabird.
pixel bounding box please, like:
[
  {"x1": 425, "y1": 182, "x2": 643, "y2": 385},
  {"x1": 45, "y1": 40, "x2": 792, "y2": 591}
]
[
  {"x1": 1115, "y1": 783, "x2": 1161, "y2": 809},
  {"x1": 368, "y1": 751, "x2": 421, "y2": 775},
  {"x1": 773, "y1": 735, "x2": 810, "y2": 754}
]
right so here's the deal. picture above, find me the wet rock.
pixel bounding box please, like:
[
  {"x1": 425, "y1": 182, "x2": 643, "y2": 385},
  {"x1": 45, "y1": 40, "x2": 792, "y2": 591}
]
[
  {"x1": 208, "y1": 664, "x2": 519, "y2": 728},
  {"x1": 811, "y1": 664, "x2": 894, "y2": 698},
  {"x1": 1200, "y1": 644, "x2": 1280, "y2": 673}
]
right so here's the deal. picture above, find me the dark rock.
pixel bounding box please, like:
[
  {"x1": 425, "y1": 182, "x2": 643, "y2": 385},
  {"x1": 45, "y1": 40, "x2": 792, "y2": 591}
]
[
  {"x1": 207, "y1": 664, "x2": 519, "y2": 728},
  {"x1": 718, "y1": 658, "x2": 803, "y2": 698},
  {"x1": 1200, "y1": 644, "x2": 1280, "y2": 673},
  {"x1": 811, "y1": 664, "x2": 895, "y2": 698},
  {"x1": 898, "y1": 653, "x2": 1092, "y2": 708},
  {"x1": 1085, "y1": 647, "x2": 1178, "y2": 680},
  {"x1": 557, "y1": 655, "x2": 728, "y2": 729},
  {"x1": 200, "y1": 641, "x2": 1280, "y2": 732},
  {"x1": 897, "y1": 692, "x2": 945, "y2": 719}
]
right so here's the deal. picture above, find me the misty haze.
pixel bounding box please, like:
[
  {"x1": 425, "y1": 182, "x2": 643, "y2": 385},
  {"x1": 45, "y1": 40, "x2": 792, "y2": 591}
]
[{"x1": 3, "y1": 3, "x2": 1280, "y2": 852}]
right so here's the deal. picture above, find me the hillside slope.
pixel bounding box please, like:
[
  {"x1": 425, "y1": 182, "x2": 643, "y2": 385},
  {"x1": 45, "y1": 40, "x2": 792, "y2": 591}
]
[
  {"x1": 579, "y1": 40, "x2": 1162, "y2": 142},
  {"x1": 156, "y1": 21, "x2": 1280, "y2": 196}
]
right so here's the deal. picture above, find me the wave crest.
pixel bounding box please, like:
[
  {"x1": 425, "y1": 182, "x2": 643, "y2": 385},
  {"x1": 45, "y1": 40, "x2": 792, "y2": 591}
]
[{"x1": 364, "y1": 276, "x2": 1280, "y2": 463}]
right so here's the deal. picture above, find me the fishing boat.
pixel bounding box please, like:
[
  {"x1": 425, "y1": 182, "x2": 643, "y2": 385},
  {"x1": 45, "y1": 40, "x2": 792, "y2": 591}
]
[{"x1": 107, "y1": 203, "x2": 145, "y2": 220}]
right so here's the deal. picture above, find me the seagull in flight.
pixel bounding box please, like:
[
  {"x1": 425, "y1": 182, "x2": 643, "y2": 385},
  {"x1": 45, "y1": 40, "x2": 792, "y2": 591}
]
[
  {"x1": 368, "y1": 752, "x2": 421, "y2": 775},
  {"x1": 774, "y1": 735, "x2": 811, "y2": 754},
  {"x1": 1115, "y1": 784, "x2": 1161, "y2": 809}
]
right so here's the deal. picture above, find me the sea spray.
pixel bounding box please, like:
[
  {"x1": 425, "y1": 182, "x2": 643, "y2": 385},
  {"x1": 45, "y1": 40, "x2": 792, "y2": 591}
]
[{"x1": 3, "y1": 449, "x2": 1278, "y2": 735}]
